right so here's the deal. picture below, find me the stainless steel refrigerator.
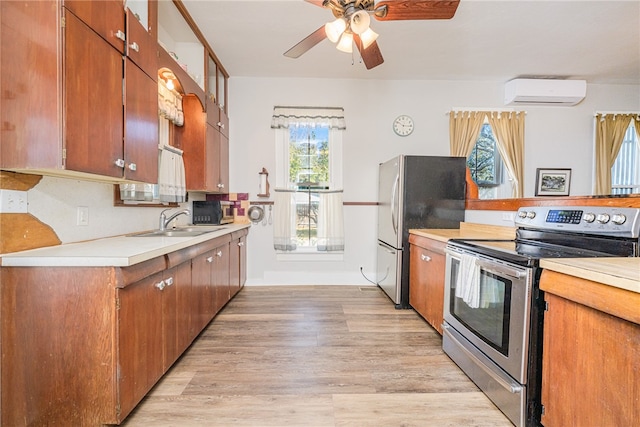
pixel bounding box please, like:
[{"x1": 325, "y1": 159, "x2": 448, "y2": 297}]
[{"x1": 377, "y1": 155, "x2": 466, "y2": 308}]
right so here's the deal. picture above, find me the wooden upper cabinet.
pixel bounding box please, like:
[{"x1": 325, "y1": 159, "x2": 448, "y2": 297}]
[
  {"x1": 124, "y1": 59, "x2": 159, "y2": 183},
  {"x1": 63, "y1": 9, "x2": 124, "y2": 178},
  {"x1": 0, "y1": 1, "x2": 61, "y2": 170},
  {"x1": 63, "y1": 0, "x2": 126, "y2": 53},
  {"x1": 126, "y1": 8, "x2": 157, "y2": 80}
]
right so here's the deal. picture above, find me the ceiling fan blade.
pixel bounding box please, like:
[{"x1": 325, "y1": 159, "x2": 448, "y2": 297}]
[
  {"x1": 374, "y1": 0, "x2": 460, "y2": 21},
  {"x1": 354, "y1": 34, "x2": 384, "y2": 70},
  {"x1": 284, "y1": 26, "x2": 327, "y2": 59}
]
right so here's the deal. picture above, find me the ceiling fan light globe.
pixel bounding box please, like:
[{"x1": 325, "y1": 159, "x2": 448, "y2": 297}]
[
  {"x1": 336, "y1": 32, "x2": 353, "y2": 53},
  {"x1": 350, "y1": 10, "x2": 371, "y2": 35},
  {"x1": 325, "y1": 18, "x2": 347, "y2": 43},
  {"x1": 360, "y1": 27, "x2": 378, "y2": 49}
]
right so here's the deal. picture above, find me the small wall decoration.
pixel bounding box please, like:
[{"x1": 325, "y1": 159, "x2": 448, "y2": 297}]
[
  {"x1": 535, "y1": 168, "x2": 572, "y2": 196},
  {"x1": 257, "y1": 167, "x2": 270, "y2": 197}
]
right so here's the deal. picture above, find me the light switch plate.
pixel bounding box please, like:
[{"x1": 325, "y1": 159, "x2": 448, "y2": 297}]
[
  {"x1": 0, "y1": 189, "x2": 28, "y2": 213},
  {"x1": 77, "y1": 206, "x2": 89, "y2": 226}
]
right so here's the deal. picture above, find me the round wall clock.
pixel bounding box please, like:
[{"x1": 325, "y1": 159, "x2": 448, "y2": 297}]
[{"x1": 393, "y1": 115, "x2": 414, "y2": 136}]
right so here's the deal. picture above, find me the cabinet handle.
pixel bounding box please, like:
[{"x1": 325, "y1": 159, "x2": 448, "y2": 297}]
[
  {"x1": 115, "y1": 158, "x2": 125, "y2": 168},
  {"x1": 115, "y1": 30, "x2": 126, "y2": 42},
  {"x1": 217, "y1": 122, "x2": 225, "y2": 129},
  {"x1": 165, "y1": 277, "x2": 174, "y2": 287},
  {"x1": 129, "y1": 41, "x2": 140, "y2": 53},
  {"x1": 238, "y1": 242, "x2": 244, "y2": 247},
  {"x1": 216, "y1": 251, "x2": 223, "y2": 257},
  {"x1": 155, "y1": 280, "x2": 166, "y2": 291},
  {"x1": 217, "y1": 183, "x2": 224, "y2": 189},
  {"x1": 128, "y1": 163, "x2": 137, "y2": 171},
  {"x1": 421, "y1": 254, "x2": 431, "y2": 262},
  {"x1": 206, "y1": 256, "x2": 213, "y2": 263}
]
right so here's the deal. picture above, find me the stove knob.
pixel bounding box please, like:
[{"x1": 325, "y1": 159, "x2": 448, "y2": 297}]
[
  {"x1": 526, "y1": 211, "x2": 536, "y2": 219},
  {"x1": 518, "y1": 211, "x2": 527, "y2": 218},
  {"x1": 596, "y1": 213, "x2": 610, "y2": 224},
  {"x1": 611, "y1": 214, "x2": 627, "y2": 225},
  {"x1": 583, "y1": 213, "x2": 596, "y2": 223}
]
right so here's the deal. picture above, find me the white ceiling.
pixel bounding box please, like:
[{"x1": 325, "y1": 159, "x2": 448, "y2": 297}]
[{"x1": 180, "y1": 0, "x2": 640, "y2": 84}]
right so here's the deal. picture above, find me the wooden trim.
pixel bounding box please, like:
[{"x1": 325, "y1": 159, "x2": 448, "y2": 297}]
[
  {"x1": 540, "y1": 270, "x2": 640, "y2": 325},
  {"x1": 466, "y1": 195, "x2": 640, "y2": 210}
]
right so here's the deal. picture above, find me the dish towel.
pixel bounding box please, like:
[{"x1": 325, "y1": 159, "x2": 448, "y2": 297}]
[
  {"x1": 158, "y1": 145, "x2": 186, "y2": 203},
  {"x1": 455, "y1": 253, "x2": 481, "y2": 309}
]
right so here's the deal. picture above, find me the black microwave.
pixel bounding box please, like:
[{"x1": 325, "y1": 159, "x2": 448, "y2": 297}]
[{"x1": 192, "y1": 200, "x2": 234, "y2": 225}]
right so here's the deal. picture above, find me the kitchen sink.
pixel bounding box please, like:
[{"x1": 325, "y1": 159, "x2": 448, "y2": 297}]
[{"x1": 129, "y1": 226, "x2": 227, "y2": 237}]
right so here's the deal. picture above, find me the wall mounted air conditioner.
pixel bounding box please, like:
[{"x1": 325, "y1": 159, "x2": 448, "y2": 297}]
[{"x1": 504, "y1": 78, "x2": 587, "y2": 106}]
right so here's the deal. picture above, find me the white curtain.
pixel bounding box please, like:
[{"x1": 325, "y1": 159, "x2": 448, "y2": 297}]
[
  {"x1": 273, "y1": 190, "x2": 297, "y2": 251},
  {"x1": 316, "y1": 191, "x2": 344, "y2": 252},
  {"x1": 271, "y1": 106, "x2": 346, "y2": 130}
]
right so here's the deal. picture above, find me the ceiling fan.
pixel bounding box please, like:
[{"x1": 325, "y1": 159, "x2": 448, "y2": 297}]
[{"x1": 284, "y1": 0, "x2": 461, "y2": 70}]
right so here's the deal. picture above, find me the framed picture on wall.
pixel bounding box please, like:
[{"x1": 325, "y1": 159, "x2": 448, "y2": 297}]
[{"x1": 535, "y1": 168, "x2": 572, "y2": 196}]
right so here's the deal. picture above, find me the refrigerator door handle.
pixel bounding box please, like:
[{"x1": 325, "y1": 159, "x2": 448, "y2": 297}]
[{"x1": 390, "y1": 173, "x2": 399, "y2": 235}]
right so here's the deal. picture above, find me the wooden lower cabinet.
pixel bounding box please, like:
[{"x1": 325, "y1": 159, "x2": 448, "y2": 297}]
[
  {"x1": 229, "y1": 229, "x2": 248, "y2": 297},
  {"x1": 0, "y1": 232, "x2": 246, "y2": 426},
  {"x1": 408, "y1": 234, "x2": 447, "y2": 334},
  {"x1": 539, "y1": 270, "x2": 640, "y2": 427}
]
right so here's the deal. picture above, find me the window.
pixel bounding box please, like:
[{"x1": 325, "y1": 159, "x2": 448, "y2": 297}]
[
  {"x1": 466, "y1": 123, "x2": 508, "y2": 199},
  {"x1": 611, "y1": 121, "x2": 640, "y2": 194},
  {"x1": 272, "y1": 107, "x2": 345, "y2": 254},
  {"x1": 289, "y1": 124, "x2": 330, "y2": 247}
]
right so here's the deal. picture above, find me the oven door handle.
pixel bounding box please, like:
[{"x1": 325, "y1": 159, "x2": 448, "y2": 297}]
[
  {"x1": 475, "y1": 260, "x2": 527, "y2": 280},
  {"x1": 443, "y1": 324, "x2": 523, "y2": 394}
]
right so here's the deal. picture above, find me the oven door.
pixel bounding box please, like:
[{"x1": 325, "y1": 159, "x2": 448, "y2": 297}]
[{"x1": 443, "y1": 246, "x2": 533, "y2": 384}]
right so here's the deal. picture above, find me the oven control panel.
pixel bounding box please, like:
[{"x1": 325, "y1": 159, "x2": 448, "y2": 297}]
[{"x1": 515, "y1": 206, "x2": 640, "y2": 237}]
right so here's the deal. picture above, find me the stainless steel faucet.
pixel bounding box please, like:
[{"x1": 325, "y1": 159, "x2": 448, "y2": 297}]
[{"x1": 159, "y1": 208, "x2": 191, "y2": 231}]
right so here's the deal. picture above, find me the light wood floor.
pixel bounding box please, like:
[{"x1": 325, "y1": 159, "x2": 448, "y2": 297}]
[{"x1": 121, "y1": 285, "x2": 512, "y2": 426}]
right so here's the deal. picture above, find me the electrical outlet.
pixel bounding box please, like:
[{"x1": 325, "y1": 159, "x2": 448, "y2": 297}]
[
  {"x1": 77, "y1": 206, "x2": 89, "y2": 226},
  {"x1": 0, "y1": 189, "x2": 28, "y2": 213},
  {"x1": 502, "y1": 212, "x2": 515, "y2": 222}
]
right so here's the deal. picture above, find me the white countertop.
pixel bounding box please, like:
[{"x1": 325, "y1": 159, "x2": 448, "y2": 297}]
[{"x1": 0, "y1": 224, "x2": 251, "y2": 267}]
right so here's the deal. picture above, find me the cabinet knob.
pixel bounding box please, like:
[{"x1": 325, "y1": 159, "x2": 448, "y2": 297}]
[
  {"x1": 217, "y1": 122, "x2": 225, "y2": 129},
  {"x1": 238, "y1": 242, "x2": 244, "y2": 247},
  {"x1": 206, "y1": 256, "x2": 213, "y2": 263},
  {"x1": 216, "y1": 251, "x2": 223, "y2": 257},
  {"x1": 115, "y1": 30, "x2": 126, "y2": 42},
  {"x1": 421, "y1": 254, "x2": 431, "y2": 262},
  {"x1": 155, "y1": 280, "x2": 166, "y2": 291},
  {"x1": 128, "y1": 163, "x2": 137, "y2": 171},
  {"x1": 115, "y1": 158, "x2": 125, "y2": 168},
  {"x1": 129, "y1": 42, "x2": 139, "y2": 53},
  {"x1": 217, "y1": 183, "x2": 225, "y2": 189},
  {"x1": 165, "y1": 277, "x2": 174, "y2": 287}
]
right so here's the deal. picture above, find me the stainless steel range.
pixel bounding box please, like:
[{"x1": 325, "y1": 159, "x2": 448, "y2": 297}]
[{"x1": 442, "y1": 206, "x2": 640, "y2": 427}]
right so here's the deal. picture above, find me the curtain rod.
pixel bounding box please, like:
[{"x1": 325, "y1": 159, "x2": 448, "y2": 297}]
[
  {"x1": 274, "y1": 106, "x2": 344, "y2": 111},
  {"x1": 160, "y1": 144, "x2": 184, "y2": 155},
  {"x1": 594, "y1": 111, "x2": 640, "y2": 116},
  {"x1": 274, "y1": 188, "x2": 344, "y2": 193},
  {"x1": 446, "y1": 108, "x2": 526, "y2": 114}
]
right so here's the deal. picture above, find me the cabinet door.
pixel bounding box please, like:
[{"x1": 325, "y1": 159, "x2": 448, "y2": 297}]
[
  {"x1": 229, "y1": 237, "x2": 241, "y2": 297},
  {"x1": 117, "y1": 272, "x2": 164, "y2": 420},
  {"x1": 239, "y1": 234, "x2": 247, "y2": 287},
  {"x1": 408, "y1": 236, "x2": 446, "y2": 334},
  {"x1": 174, "y1": 261, "x2": 194, "y2": 358},
  {"x1": 191, "y1": 251, "x2": 215, "y2": 334},
  {"x1": 218, "y1": 131, "x2": 229, "y2": 193},
  {"x1": 160, "y1": 267, "x2": 178, "y2": 371},
  {"x1": 212, "y1": 243, "x2": 230, "y2": 314},
  {"x1": 125, "y1": 8, "x2": 157, "y2": 79},
  {"x1": 541, "y1": 292, "x2": 640, "y2": 427},
  {"x1": 63, "y1": 0, "x2": 126, "y2": 53},
  {"x1": 207, "y1": 123, "x2": 222, "y2": 192},
  {"x1": 63, "y1": 10, "x2": 124, "y2": 178},
  {"x1": 124, "y1": 59, "x2": 159, "y2": 183}
]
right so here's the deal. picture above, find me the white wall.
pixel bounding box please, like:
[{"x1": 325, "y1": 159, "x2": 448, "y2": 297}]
[
  {"x1": 16, "y1": 78, "x2": 639, "y2": 286},
  {"x1": 228, "y1": 77, "x2": 639, "y2": 285}
]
